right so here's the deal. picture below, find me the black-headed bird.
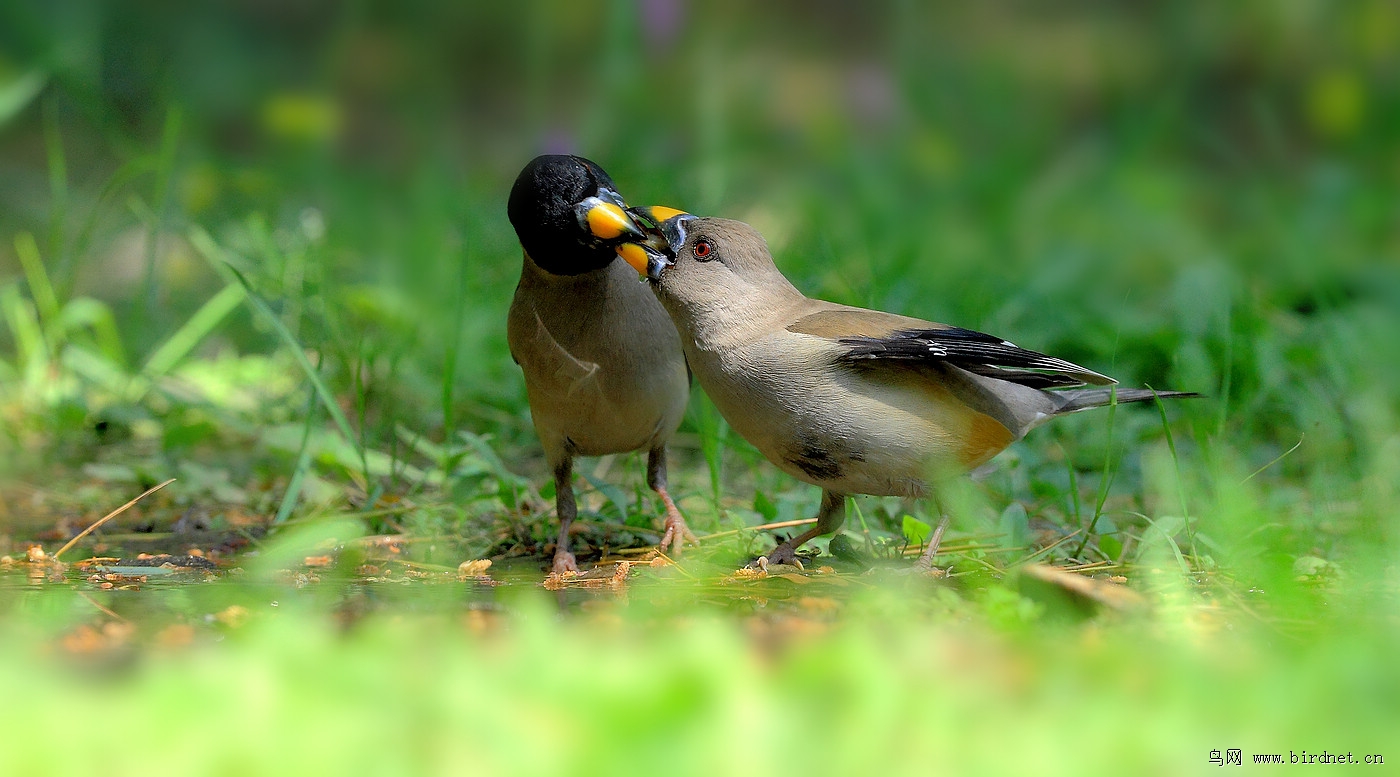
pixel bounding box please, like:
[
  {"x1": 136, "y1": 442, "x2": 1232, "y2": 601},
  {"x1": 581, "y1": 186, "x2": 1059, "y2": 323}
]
[{"x1": 506, "y1": 155, "x2": 696, "y2": 573}]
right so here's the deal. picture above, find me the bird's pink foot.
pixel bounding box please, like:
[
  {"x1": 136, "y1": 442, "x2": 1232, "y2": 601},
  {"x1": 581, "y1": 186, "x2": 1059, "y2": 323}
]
[
  {"x1": 655, "y1": 489, "x2": 698, "y2": 555},
  {"x1": 658, "y1": 512, "x2": 698, "y2": 555},
  {"x1": 552, "y1": 550, "x2": 578, "y2": 575}
]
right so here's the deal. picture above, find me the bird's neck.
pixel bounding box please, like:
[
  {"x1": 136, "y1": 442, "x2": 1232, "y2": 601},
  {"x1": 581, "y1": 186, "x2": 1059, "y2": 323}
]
[
  {"x1": 669, "y1": 275, "x2": 805, "y2": 354},
  {"x1": 518, "y1": 251, "x2": 613, "y2": 289}
]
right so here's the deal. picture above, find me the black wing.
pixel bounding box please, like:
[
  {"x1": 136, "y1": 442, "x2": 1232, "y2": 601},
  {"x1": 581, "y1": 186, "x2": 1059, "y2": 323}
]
[{"x1": 837, "y1": 326, "x2": 1116, "y2": 388}]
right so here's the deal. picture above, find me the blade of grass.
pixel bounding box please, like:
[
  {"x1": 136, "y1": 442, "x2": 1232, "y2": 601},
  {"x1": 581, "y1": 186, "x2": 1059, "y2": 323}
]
[
  {"x1": 42, "y1": 98, "x2": 68, "y2": 268},
  {"x1": 1131, "y1": 511, "x2": 1191, "y2": 576},
  {"x1": 354, "y1": 337, "x2": 388, "y2": 492},
  {"x1": 60, "y1": 345, "x2": 131, "y2": 394},
  {"x1": 849, "y1": 497, "x2": 877, "y2": 556},
  {"x1": 14, "y1": 233, "x2": 60, "y2": 340},
  {"x1": 694, "y1": 517, "x2": 817, "y2": 543},
  {"x1": 275, "y1": 383, "x2": 323, "y2": 525},
  {"x1": 239, "y1": 266, "x2": 365, "y2": 475},
  {"x1": 456, "y1": 430, "x2": 534, "y2": 510},
  {"x1": 692, "y1": 394, "x2": 726, "y2": 508},
  {"x1": 140, "y1": 106, "x2": 182, "y2": 325},
  {"x1": 441, "y1": 244, "x2": 470, "y2": 481},
  {"x1": 1063, "y1": 443, "x2": 1081, "y2": 526},
  {"x1": 581, "y1": 470, "x2": 632, "y2": 524},
  {"x1": 1, "y1": 283, "x2": 47, "y2": 384},
  {"x1": 189, "y1": 226, "x2": 364, "y2": 474},
  {"x1": 70, "y1": 156, "x2": 159, "y2": 292},
  {"x1": 379, "y1": 349, "x2": 407, "y2": 490},
  {"x1": 1215, "y1": 311, "x2": 1234, "y2": 439},
  {"x1": 1242, "y1": 433, "x2": 1304, "y2": 484},
  {"x1": 1018, "y1": 530, "x2": 1084, "y2": 565},
  {"x1": 1149, "y1": 386, "x2": 1194, "y2": 554},
  {"x1": 1073, "y1": 387, "x2": 1119, "y2": 558},
  {"x1": 140, "y1": 282, "x2": 246, "y2": 379}
]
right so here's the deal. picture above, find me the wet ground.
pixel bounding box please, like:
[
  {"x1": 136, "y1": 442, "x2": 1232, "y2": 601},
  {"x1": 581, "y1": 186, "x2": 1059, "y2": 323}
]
[{"x1": 0, "y1": 521, "x2": 955, "y2": 663}]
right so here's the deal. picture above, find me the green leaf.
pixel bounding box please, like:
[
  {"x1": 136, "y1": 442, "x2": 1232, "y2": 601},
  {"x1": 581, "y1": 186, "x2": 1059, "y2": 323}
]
[
  {"x1": 999, "y1": 502, "x2": 1029, "y2": 549},
  {"x1": 0, "y1": 70, "x2": 47, "y2": 127},
  {"x1": 902, "y1": 514, "x2": 931, "y2": 545},
  {"x1": 1098, "y1": 533, "x2": 1123, "y2": 561},
  {"x1": 55, "y1": 297, "x2": 126, "y2": 367}
]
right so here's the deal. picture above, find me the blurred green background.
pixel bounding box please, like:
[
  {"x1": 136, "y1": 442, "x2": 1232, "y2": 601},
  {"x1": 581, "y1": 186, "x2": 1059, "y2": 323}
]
[
  {"x1": 2, "y1": 1, "x2": 1398, "y2": 488},
  {"x1": 3, "y1": 0, "x2": 1398, "y2": 572},
  {"x1": 2, "y1": 2, "x2": 1399, "y2": 774}
]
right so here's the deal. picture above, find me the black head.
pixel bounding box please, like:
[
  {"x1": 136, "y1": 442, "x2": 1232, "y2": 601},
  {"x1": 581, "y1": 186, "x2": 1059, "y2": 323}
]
[{"x1": 507, "y1": 154, "x2": 642, "y2": 276}]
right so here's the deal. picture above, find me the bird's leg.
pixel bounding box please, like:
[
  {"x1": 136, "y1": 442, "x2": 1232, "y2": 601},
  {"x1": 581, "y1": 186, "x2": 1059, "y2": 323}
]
[
  {"x1": 754, "y1": 490, "x2": 847, "y2": 569},
  {"x1": 648, "y1": 446, "x2": 696, "y2": 555},
  {"x1": 551, "y1": 459, "x2": 579, "y2": 574},
  {"x1": 914, "y1": 514, "x2": 952, "y2": 572}
]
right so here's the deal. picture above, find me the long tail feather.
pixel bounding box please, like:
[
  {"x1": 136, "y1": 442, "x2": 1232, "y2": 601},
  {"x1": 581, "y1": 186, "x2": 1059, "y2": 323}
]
[{"x1": 1055, "y1": 388, "x2": 1200, "y2": 415}]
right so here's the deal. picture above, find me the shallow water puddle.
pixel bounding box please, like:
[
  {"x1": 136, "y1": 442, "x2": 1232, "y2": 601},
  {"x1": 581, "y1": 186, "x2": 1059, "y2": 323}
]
[{"x1": 0, "y1": 532, "x2": 904, "y2": 666}]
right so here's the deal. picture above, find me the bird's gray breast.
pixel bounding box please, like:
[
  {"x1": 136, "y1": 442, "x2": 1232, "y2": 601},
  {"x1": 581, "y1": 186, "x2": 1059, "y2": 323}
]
[{"x1": 509, "y1": 261, "x2": 689, "y2": 458}]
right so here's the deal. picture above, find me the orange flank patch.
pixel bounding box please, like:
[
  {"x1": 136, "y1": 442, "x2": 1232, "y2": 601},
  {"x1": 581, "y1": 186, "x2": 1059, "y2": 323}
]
[{"x1": 959, "y1": 412, "x2": 1014, "y2": 469}]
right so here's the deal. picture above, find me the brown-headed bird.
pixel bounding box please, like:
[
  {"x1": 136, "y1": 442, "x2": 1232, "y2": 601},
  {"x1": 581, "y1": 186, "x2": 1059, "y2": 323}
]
[
  {"x1": 506, "y1": 155, "x2": 696, "y2": 573},
  {"x1": 617, "y1": 214, "x2": 1195, "y2": 568}
]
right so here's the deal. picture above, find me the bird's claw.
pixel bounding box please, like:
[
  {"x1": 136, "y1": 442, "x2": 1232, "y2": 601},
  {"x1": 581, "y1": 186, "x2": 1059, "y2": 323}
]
[
  {"x1": 658, "y1": 512, "x2": 698, "y2": 555},
  {"x1": 746, "y1": 547, "x2": 804, "y2": 572}
]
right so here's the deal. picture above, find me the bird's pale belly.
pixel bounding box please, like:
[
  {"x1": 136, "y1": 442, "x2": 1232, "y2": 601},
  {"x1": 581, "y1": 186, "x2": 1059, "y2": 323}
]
[{"x1": 702, "y1": 349, "x2": 1006, "y2": 497}]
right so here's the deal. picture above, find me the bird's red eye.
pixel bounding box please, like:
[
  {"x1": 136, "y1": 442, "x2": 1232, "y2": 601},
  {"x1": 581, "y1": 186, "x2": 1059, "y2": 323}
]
[{"x1": 694, "y1": 239, "x2": 713, "y2": 259}]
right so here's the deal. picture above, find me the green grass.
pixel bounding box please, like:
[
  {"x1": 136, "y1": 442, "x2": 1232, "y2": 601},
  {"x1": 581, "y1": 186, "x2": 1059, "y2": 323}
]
[
  {"x1": 0, "y1": 551, "x2": 1394, "y2": 776},
  {"x1": 2, "y1": 2, "x2": 1399, "y2": 774}
]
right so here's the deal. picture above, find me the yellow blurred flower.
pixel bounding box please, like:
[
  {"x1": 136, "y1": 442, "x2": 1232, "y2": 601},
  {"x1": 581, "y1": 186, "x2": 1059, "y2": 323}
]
[
  {"x1": 260, "y1": 92, "x2": 342, "y2": 143},
  {"x1": 1304, "y1": 68, "x2": 1365, "y2": 139}
]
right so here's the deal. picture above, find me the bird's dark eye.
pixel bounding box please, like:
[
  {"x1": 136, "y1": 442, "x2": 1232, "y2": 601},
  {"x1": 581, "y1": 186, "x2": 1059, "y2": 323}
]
[{"x1": 693, "y1": 239, "x2": 714, "y2": 260}]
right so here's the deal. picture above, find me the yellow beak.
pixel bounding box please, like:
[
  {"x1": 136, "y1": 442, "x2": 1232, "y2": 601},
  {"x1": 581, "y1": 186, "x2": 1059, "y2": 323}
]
[
  {"x1": 614, "y1": 205, "x2": 693, "y2": 279},
  {"x1": 581, "y1": 199, "x2": 645, "y2": 241},
  {"x1": 633, "y1": 205, "x2": 689, "y2": 224},
  {"x1": 616, "y1": 242, "x2": 657, "y2": 275}
]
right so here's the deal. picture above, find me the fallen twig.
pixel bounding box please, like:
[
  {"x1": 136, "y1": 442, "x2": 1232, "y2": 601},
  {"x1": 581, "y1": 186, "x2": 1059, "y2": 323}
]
[{"x1": 53, "y1": 479, "x2": 176, "y2": 561}]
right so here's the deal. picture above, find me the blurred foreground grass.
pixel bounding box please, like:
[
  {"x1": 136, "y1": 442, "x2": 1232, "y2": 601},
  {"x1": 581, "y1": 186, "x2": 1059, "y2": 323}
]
[
  {"x1": 2, "y1": 545, "x2": 1396, "y2": 776},
  {"x1": 2, "y1": 2, "x2": 1400, "y2": 774}
]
